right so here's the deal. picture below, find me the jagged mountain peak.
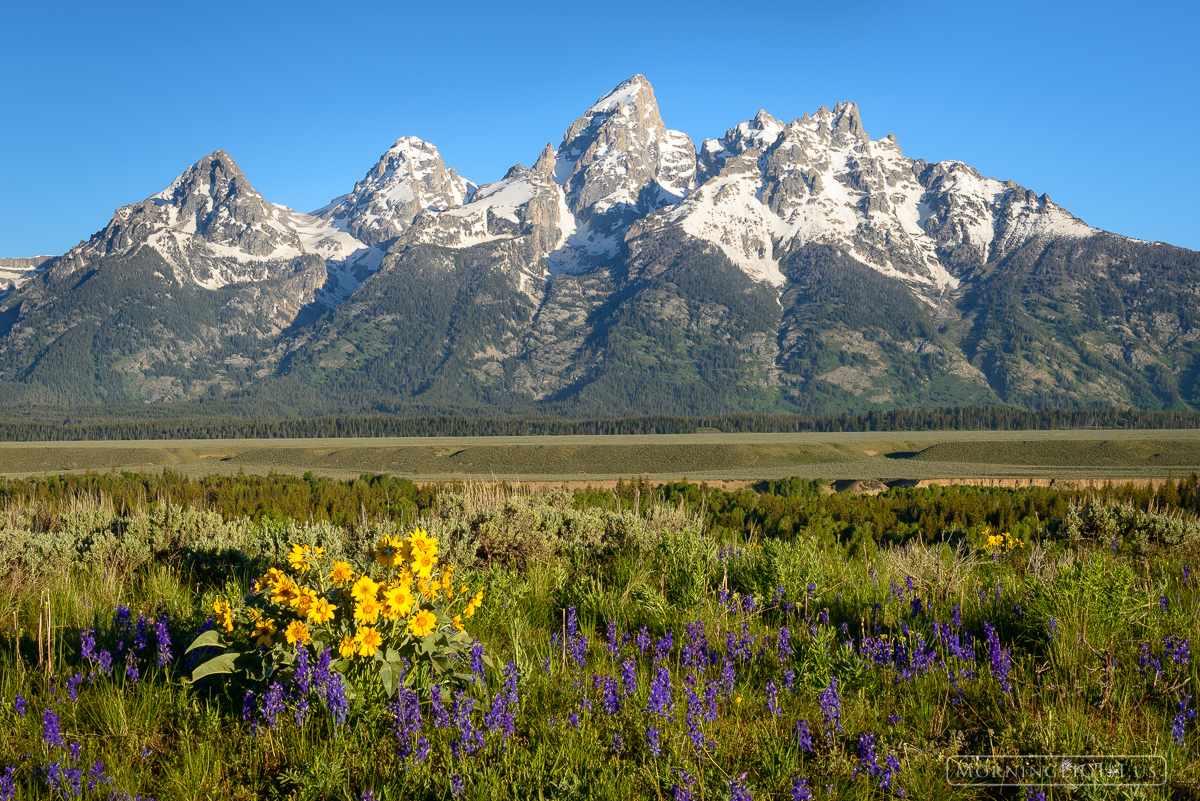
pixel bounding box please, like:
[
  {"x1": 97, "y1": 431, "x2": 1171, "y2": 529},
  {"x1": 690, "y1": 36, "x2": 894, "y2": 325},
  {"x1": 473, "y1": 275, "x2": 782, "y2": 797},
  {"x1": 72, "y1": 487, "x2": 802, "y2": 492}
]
[{"x1": 314, "y1": 136, "x2": 474, "y2": 247}]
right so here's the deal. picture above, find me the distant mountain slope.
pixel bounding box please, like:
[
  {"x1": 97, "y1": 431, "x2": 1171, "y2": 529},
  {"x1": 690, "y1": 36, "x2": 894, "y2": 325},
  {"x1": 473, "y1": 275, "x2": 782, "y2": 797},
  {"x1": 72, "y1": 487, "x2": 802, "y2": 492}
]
[{"x1": 1, "y1": 75, "x2": 1196, "y2": 415}]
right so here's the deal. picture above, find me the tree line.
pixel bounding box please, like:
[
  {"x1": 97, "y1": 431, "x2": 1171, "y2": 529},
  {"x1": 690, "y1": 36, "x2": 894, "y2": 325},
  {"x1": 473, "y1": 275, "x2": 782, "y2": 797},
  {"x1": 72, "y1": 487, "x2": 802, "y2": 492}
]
[{"x1": 1, "y1": 405, "x2": 1199, "y2": 442}]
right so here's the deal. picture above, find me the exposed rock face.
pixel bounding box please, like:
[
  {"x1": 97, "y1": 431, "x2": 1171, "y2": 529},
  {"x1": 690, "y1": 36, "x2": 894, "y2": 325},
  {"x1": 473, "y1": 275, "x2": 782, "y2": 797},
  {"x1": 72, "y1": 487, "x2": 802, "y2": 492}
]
[
  {"x1": 0, "y1": 74, "x2": 1196, "y2": 414},
  {"x1": 314, "y1": 137, "x2": 475, "y2": 247}
]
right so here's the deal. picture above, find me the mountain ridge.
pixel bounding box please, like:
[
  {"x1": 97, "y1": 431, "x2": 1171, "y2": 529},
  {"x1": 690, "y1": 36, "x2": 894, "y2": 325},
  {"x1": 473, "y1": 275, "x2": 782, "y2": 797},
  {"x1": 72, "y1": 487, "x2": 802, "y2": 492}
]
[{"x1": 1, "y1": 74, "x2": 1196, "y2": 416}]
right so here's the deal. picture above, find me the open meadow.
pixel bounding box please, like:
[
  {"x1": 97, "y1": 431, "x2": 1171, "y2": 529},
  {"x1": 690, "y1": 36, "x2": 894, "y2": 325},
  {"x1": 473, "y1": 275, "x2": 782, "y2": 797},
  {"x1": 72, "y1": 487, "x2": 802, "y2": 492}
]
[
  {"x1": 0, "y1": 470, "x2": 1197, "y2": 799},
  {"x1": 2, "y1": 429, "x2": 1200, "y2": 483}
]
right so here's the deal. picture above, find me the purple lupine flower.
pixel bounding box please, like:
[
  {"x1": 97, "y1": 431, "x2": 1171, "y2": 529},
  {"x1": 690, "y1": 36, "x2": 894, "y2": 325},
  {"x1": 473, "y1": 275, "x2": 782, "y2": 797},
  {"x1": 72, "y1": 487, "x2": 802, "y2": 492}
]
[
  {"x1": 782, "y1": 667, "x2": 796, "y2": 693},
  {"x1": 910, "y1": 598, "x2": 923, "y2": 617},
  {"x1": 818, "y1": 676, "x2": 842, "y2": 741},
  {"x1": 1160, "y1": 596, "x2": 1169, "y2": 613},
  {"x1": 611, "y1": 732, "x2": 624, "y2": 753},
  {"x1": 888, "y1": 712, "x2": 903, "y2": 726},
  {"x1": 983, "y1": 622, "x2": 1012, "y2": 693},
  {"x1": 81, "y1": 628, "x2": 97, "y2": 662},
  {"x1": 719, "y1": 657, "x2": 736, "y2": 699},
  {"x1": 43, "y1": 758, "x2": 84, "y2": 798},
  {"x1": 449, "y1": 690, "x2": 484, "y2": 758},
  {"x1": 1172, "y1": 694, "x2": 1195, "y2": 747},
  {"x1": 794, "y1": 719, "x2": 813, "y2": 753},
  {"x1": 66, "y1": 673, "x2": 82, "y2": 704},
  {"x1": 684, "y1": 680, "x2": 711, "y2": 752},
  {"x1": 431, "y1": 684, "x2": 450, "y2": 728},
  {"x1": 261, "y1": 682, "x2": 286, "y2": 731},
  {"x1": 818, "y1": 608, "x2": 829, "y2": 626},
  {"x1": 646, "y1": 665, "x2": 675, "y2": 719},
  {"x1": 1047, "y1": 617, "x2": 1057, "y2": 642},
  {"x1": 483, "y1": 662, "x2": 519, "y2": 743},
  {"x1": 636, "y1": 626, "x2": 651, "y2": 657},
  {"x1": 742, "y1": 594, "x2": 757, "y2": 614},
  {"x1": 69, "y1": 741, "x2": 82, "y2": 762},
  {"x1": 470, "y1": 640, "x2": 485, "y2": 682},
  {"x1": 1024, "y1": 788, "x2": 1046, "y2": 801},
  {"x1": 778, "y1": 627, "x2": 793, "y2": 663},
  {"x1": 87, "y1": 761, "x2": 110, "y2": 792},
  {"x1": 451, "y1": 774, "x2": 464, "y2": 797},
  {"x1": 43, "y1": 708, "x2": 66, "y2": 749},
  {"x1": 730, "y1": 774, "x2": 752, "y2": 801},
  {"x1": 125, "y1": 652, "x2": 139, "y2": 684},
  {"x1": 391, "y1": 687, "x2": 426, "y2": 762},
  {"x1": 242, "y1": 690, "x2": 258, "y2": 736},
  {"x1": 360, "y1": 792, "x2": 376, "y2": 801},
  {"x1": 620, "y1": 658, "x2": 638, "y2": 698},
  {"x1": 854, "y1": 732, "x2": 880, "y2": 780},
  {"x1": 791, "y1": 775, "x2": 813, "y2": 801},
  {"x1": 681, "y1": 621, "x2": 708, "y2": 670},
  {"x1": 1164, "y1": 635, "x2": 1191, "y2": 669},
  {"x1": 595, "y1": 675, "x2": 621, "y2": 716},
  {"x1": 133, "y1": 613, "x2": 149, "y2": 653},
  {"x1": 568, "y1": 712, "x2": 580, "y2": 729},
  {"x1": 154, "y1": 612, "x2": 172, "y2": 667},
  {"x1": 0, "y1": 767, "x2": 15, "y2": 801},
  {"x1": 646, "y1": 725, "x2": 661, "y2": 756},
  {"x1": 671, "y1": 770, "x2": 696, "y2": 801},
  {"x1": 653, "y1": 633, "x2": 674, "y2": 664},
  {"x1": 604, "y1": 619, "x2": 621, "y2": 659},
  {"x1": 766, "y1": 680, "x2": 780, "y2": 717}
]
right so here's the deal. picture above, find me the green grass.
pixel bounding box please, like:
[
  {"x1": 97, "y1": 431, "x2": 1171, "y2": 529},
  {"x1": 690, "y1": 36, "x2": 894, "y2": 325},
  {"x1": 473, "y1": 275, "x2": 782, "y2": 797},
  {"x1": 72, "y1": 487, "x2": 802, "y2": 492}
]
[{"x1": 0, "y1": 480, "x2": 1198, "y2": 799}]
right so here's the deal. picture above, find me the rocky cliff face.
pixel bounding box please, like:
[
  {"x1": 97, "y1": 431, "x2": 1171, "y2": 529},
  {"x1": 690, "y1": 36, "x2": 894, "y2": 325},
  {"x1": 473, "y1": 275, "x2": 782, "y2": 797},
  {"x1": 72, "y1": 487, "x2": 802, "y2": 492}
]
[{"x1": 1, "y1": 74, "x2": 1195, "y2": 414}]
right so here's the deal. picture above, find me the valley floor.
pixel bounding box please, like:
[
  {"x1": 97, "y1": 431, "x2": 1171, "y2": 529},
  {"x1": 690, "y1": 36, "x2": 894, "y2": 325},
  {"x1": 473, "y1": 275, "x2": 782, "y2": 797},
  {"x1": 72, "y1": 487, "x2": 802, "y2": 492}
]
[{"x1": 1, "y1": 429, "x2": 1200, "y2": 482}]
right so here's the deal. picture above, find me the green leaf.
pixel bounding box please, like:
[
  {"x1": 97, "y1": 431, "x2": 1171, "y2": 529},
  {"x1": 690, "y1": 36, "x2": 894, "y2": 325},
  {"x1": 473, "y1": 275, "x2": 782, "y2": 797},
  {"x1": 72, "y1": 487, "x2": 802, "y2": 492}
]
[
  {"x1": 190, "y1": 652, "x2": 239, "y2": 682},
  {"x1": 184, "y1": 629, "x2": 226, "y2": 654},
  {"x1": 380, "y1": 661, "x2": 396, "y2": 697}
]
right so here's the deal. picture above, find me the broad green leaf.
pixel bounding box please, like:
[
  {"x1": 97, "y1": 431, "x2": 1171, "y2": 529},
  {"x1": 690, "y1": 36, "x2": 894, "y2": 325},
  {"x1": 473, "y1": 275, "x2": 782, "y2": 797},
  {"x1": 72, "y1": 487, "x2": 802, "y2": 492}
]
[
  {"x1": 190, "y1": 652, "x2": 239, "y2": 682},
  {"x1": 184, "y1": 629, "x2": 226, "y2": 654}
]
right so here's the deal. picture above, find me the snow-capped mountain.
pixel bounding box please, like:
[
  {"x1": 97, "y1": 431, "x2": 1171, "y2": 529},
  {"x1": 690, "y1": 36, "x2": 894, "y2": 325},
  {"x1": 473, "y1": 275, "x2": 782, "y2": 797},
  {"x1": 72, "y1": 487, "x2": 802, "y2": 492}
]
[{"x1": 0, "y1": 74, "x2": 1195, "y2": 414}]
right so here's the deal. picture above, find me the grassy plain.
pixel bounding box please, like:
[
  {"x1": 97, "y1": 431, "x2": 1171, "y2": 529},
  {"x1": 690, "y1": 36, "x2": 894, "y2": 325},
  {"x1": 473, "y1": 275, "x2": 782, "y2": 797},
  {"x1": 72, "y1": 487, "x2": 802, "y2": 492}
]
[{"x1": 1, "y1": 430, "x2": 1200, "y2": 482}]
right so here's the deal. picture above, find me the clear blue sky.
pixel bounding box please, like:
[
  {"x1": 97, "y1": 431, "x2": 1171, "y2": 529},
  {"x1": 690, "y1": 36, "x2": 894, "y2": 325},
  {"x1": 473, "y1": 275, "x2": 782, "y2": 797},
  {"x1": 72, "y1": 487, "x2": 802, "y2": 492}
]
[{"x1": 2, "y1": 0, "x2": 1196, "y2": 256}]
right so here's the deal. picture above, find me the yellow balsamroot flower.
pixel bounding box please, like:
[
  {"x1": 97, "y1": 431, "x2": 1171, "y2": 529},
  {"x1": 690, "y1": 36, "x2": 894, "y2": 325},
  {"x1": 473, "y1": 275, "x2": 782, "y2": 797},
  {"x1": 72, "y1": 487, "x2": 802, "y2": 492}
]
[
  {"x1": 356, "y1": 626, "x2": 383, "y2": 657},
  {"x1": 295, "y1": 587, "x2": 319, "y2": 615},
  {"x1": 288, "y1": 544, "x2": 313, "y2": 574},
  {"x1": 338, "y1": 635, "x2": 357, "y2": 660},
  {"x1": 245, "y1": 607, "x2": 262, "y2": 624},
  {"x1": 330, "y1": 561, "x2": 355, "y2": 585},
  {"x1": 354, "y1": 596, "x2": 381, "y2": 625},
  {"x1": 412, "y1": 550, "x2": 437, "y2": 580},
  {"x1": 408, "y1": 609, "x2": 437, "y2": 638},
  {"x1": 253, "y1": 618, "x2": 277, "y2": 647},
  {"x1": 285, "y1": 620, "x2": 311, "y2": 646},
  {"x1": 382, "y1": 585, "x2": 415, "y2": 619},
  {"x1": 453, "y1": 614, "x2": 464, "y2": 632},
  {"x1": 212, "y1": 598, "x2": 235, "y2": 633},
  {"x1": 375, "y1": 534, "x2": 405, "y2": 569},
  {"x1": 271, "y1": 577, "x2": 300, "y2": 608},
  {"x1": 307, "y1": 598, "x2": 337, "y2": 625},
  {"x1": 351, "y1": 575, "x2": 381, "y2": 603}
]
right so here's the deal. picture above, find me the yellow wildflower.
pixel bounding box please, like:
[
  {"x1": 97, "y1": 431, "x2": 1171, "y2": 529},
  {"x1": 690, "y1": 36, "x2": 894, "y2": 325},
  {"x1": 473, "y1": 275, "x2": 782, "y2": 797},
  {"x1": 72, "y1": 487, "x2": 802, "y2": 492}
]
[
  {"x1": 453, "y1": 614, "x2": 464, "y2": 632},
  {"x1": 351, "y1": 575, "x2": 380, "y2": 603},
  {"x1": 288, "y1": 544, "x2": 313, "y2": 574},
  {"x1": 355, "y1": 596, "x2": 381, "y2": 625},
  {"x1": 307, "y1": 598, "x2": 337, "y2": 625},
  {"x1": 356, "y1": 626, "x2": 383, "y2": 657},
  {"x1": 338, "y1": 635, "x2": 357, "y2": 660},
  {"x1": 212, "y1": 598, "x2": 235, "y2": 633},
  {"x1": 412, "y1": 550, "x2": 437, "y2": 580},
  {"x1": 284, "y1": 620, "x2": 311, "y2": 646},
  {"x1": 252, "y1": 617, "x2": 277, "y2": 647},
  {"x1": 375, "y1": 534, "x2": 405, "y2": 569},
  {"x1": 330, "y1": 561, "x2": 355, "y2": 585},
  {"x1": 408, "y1": 609, "x2": 437, "y2": 638},
  {"x1": 382, "y1": 585, "x2": 415, "y2": 619}
]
